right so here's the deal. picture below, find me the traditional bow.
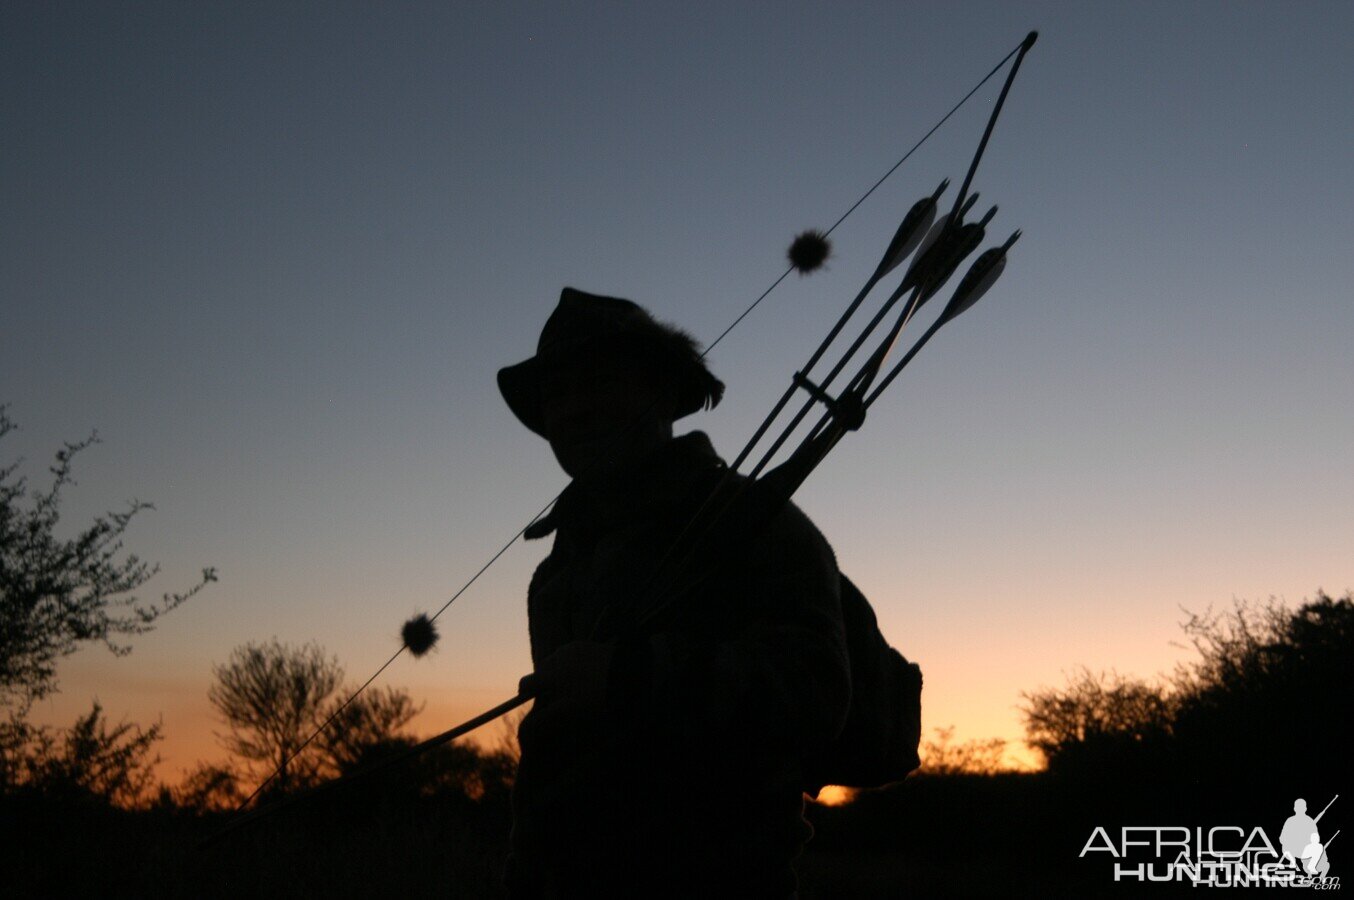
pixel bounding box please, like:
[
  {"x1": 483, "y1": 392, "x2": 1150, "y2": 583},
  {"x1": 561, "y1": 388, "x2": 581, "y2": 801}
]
[{"x1": 204, "y1": 29, "x2": 1039, "y2": 846}]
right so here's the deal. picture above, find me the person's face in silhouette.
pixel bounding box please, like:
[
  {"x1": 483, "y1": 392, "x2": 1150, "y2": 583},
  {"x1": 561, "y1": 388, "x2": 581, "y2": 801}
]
[
  {"x1": 538, "y1": 349, "x2": 674, "y2": 480},
  {"x1": 1296, "y1": 799, "x2": 1307, "y2": 813}
]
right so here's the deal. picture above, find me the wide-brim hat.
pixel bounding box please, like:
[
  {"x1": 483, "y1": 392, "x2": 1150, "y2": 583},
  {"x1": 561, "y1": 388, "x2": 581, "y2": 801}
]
[{"x1": 498, "y1": 287, "x2": 725, "y2": 437}]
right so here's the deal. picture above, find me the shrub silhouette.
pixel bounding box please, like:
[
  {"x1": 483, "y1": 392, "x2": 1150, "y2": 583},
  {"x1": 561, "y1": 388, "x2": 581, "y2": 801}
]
[
  {"x1": 918, "y1": 725, "x2": 1010, "y2": 776},
  {"x1": 1, "y1": 701, "x2": 162, "y2": 807},
  {"x1": 169, "y1": 761, "x2": 242, "y2": 813},
  {"x1": 1169, "y1": 593, "x2": 1351, "y2": 790},
  {"x1": 1020, "y1": 668, "x2": 1175, "y2": 778},
  {"x1": 1021, "y1": 592, "x2": 1351, "y2": 797},
  {"x1": 316, "y1": 685, "x2": 422, "y2": 776}
]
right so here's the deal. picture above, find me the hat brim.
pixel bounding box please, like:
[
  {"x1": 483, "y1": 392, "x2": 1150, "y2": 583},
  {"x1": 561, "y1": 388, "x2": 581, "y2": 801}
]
[
  {"x1": 497, "y1": 332, "x2": 724, "y2": 437},
  {"x1": 497, "y1": 356, "x2": 548, "y2": 437}
]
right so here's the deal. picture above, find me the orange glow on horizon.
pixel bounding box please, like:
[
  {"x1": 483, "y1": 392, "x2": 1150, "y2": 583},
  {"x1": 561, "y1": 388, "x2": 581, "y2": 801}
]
[{"x1": 812, "y1": 784, "x2": 858, "y2": 806}]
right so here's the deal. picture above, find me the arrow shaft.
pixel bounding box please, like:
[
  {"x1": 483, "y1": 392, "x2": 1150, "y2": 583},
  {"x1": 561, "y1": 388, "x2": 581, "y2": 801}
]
[
  {"x1": 747, "y1": 279, "x2": 922, "y2": 480},
  {"x1": 730, "y1": 270, "x2": 881, "y2": 472}
]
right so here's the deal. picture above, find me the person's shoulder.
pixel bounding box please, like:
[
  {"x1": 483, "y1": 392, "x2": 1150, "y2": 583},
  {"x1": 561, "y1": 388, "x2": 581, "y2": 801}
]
[
  {"x1": 673, "y1": 431, "x2": 838, "y2": 566},
  {"x1": 751, "y1": 495, "x2": 839, "y2": 574}
]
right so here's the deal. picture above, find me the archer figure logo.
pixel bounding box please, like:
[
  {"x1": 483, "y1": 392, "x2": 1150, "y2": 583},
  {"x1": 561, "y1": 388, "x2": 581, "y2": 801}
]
[
  {"x1": 1283, "y1": 798, "x2": 1339, "y2": 883},
  {"x1": 1079, "y1": 793, "x2": 1341, "y2": 888}
]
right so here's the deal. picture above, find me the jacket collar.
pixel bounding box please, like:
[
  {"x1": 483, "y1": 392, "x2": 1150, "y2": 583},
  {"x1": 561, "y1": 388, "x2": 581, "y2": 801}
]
[{"x1": 524, "y1": 431, "x2": 726, "y2": 541}]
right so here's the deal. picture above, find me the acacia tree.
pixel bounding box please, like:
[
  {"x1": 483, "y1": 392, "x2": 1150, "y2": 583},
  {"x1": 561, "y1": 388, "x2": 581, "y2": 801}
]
[
  {"x1": 208, "y1": 639, "x2": 344, "y2": 795},
  {"x1": 0, "y1": 405, "x2": 215, "y2": 711},
  {"x1": 1020, "y1": 667, "x2": 1175, "y2": 767},
  {"x1": 209, "y1": 640, "x2": 426, "y2": 794}
]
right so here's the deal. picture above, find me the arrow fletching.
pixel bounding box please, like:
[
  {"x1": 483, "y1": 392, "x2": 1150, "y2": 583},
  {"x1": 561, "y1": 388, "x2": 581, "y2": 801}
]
[
  {"x1": 876, "y1": 179, "x2": 949, "y2": 278},
  {"x1": 905, "y1": 213, "x2": 988, "y2": 304},
  {"x1": 901, "y1": 193, "x2": 981, "y2": 288},
  {"x1": 941, "y1": 230, "x2": 1020, "y2": 322},
  {"x1": 922, "y1": 220, "x2": 987, "y2": 298},
  {"x1": 908, "y1": 218, "x2": 950, "y2": 277}
]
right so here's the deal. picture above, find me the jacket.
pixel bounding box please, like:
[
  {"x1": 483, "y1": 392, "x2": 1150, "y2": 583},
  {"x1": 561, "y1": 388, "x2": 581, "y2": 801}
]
[{"x1": 504, "y1": 431, "x2": 851, "y2": 898}]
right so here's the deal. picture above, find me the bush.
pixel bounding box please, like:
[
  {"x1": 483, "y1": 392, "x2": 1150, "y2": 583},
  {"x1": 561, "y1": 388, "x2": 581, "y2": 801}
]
[
  {"x1": 1019, "y1": 592, "x2": 1352, "y2": 792},
  {"x1": 0, "y1": 701, "x2": 162, "y2": 807},
  {"x1": 918, "y1": 726, "x2": 1011, "y2": 776}
]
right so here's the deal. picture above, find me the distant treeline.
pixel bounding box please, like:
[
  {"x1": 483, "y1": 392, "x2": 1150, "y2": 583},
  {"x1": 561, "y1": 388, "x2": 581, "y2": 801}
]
[{"x1": 4, "y1": 595, "x2": 1346, "y2": 898}]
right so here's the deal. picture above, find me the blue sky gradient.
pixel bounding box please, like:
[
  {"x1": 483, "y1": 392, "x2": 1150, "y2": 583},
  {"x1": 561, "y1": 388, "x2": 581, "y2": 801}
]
[{"x1": 4, "y1": 1, "x2": 1351, "y2": 773}]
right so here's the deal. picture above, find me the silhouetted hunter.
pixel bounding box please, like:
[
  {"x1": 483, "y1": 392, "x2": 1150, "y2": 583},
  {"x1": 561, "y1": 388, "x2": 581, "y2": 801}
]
[{"x1": 497, "y1": 288, "x2": 853, "y2": 898}]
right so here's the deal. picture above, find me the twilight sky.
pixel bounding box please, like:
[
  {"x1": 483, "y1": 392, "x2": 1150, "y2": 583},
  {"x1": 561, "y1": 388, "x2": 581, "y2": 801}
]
[{"x1": 4, "y1": 1, "x2": 1351, "y2": 779}]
